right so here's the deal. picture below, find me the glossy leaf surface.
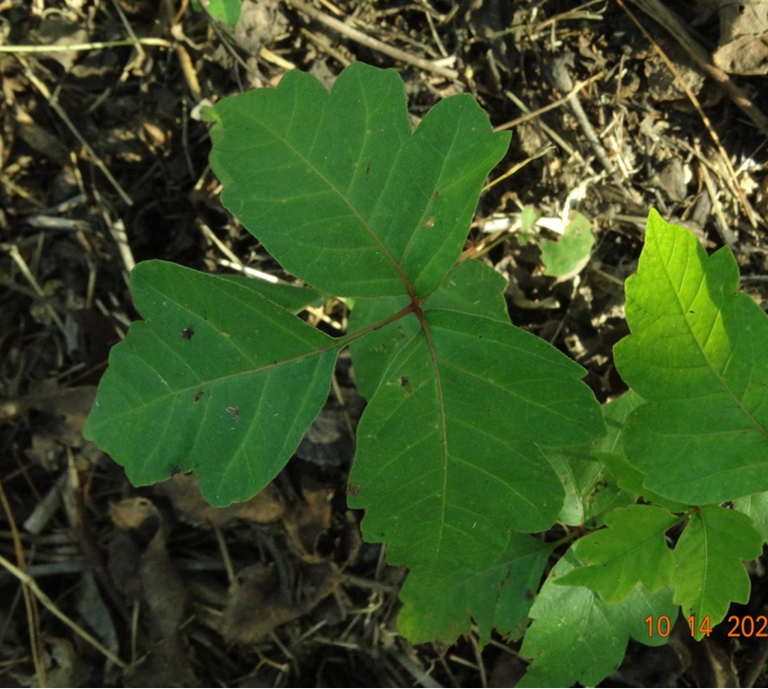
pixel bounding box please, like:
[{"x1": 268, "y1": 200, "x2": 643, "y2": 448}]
[{"x1": 614, "y1": 211, "x2": 768, "y2": 503}]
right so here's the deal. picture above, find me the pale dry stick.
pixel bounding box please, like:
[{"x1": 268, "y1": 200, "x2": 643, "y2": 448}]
[
  {"x1": 696, "y1": 153, "x2": 737, "y2": 247},
  {"x1": 0, "y1": 38, "x2": 173, "y2": 52},
  {"x1": 213, "y1": 524, "x2": 236, "y2": 584},
  {"x1": 300, "y1": 27, "x2": 353, "y2": 67},
  {"x1": 109, "y1": 219, "x2": 136, "y2": 274},
  {"x1": 176, "y1": 44, "x2": 202, "y2": 102},
  {"x1": 393, "y1": 650, "x2": 444, "y2": 689},
  {"x1": 5, "y1": 244, "x2": 66, "y2": 333},
  {"x1": 198, "y1": 221, "x2": 248, "y2": 273},
  {"x1": 498, "y1": 89, "x2": 577, "y2": 156},
  {"x1": 469, "y1": 631, "x2": 488, "y2": 688},
  {"x1": 547, "y1": 59, "x2": 617, "y2": 178},
  {"x1": 482, "y1": 143, "x2": 556, "y2": 194},
  {"x1": 0, "y1": 174, "x2": 46, "y2": 209},
  {"x1": 0, "y1": 552, "x2": 130, "y2": 670},
  {"x1": 18, "y1": 59, "x2": 133, "y2": 206},
  {"x1": 318, "y1": 0, "x2": 344, "y2": 15},
  {"x1": 618, "y1": 0, "x2": 759, "y2": 227},
  {"x1": 216, "y1": 258, "x2": 281, "y2": 283},
  {"x1": 625, "y1": 0, "x2": 768, "y2": 134},
  {"x1": 490, "y1": 0, "x2": 606, "y2": 40},
  {"x1": 109, "y1": 0, "x2": 147, "y2": 76},
  {"x1": 284, "y1": 0, "x2": 459, "y2": 80},
  {"x1": 422, "y1": 5, "x2": 449, "y2": 58},
  {"x1": 0, "y1": 479, "x2": 46, "y2": 687},
  {"x1": 260, "y1": 45, "x2": 299, "y2": 70}
]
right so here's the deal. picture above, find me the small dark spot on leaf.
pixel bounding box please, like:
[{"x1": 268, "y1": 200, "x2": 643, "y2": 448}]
[
  {"x1": 226, "y1": 404, "x2": 240, "y2": 421},
  {"x1": 347, "y1": 482, "x2": 362, "y2": 497},
  {"x1": 170, "y1": 465, "x2": 181, "y2": 476},
  {"x1": 400, "y1": 376, "x2": 412, "y2": 395},
  {"x1": 194, "y1": 391, "x2": 204, "y2": 403},
  {"x1": 365, "y1": 161, "x2": 371, "y2": 181},
  {"x1": 180, "y1": 327, "x2": 194, "y2": 340}
]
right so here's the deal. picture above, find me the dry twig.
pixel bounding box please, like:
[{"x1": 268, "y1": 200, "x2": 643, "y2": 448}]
[{"x1": 284, "y1": 0, "x2": 459, "y2": 80}]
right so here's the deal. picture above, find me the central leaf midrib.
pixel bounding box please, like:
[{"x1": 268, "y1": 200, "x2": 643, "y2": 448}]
[
  {"x1": 260, "y1": 113, "x2": 417, "y2": 300},
  {"x1": 660, "y1": 243, "x2": 768, "y2": 440}
]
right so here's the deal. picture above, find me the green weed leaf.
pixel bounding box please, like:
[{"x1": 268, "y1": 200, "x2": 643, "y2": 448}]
[
  {"x1": 614, "y1": 210, "x2": 768, "y2": 504},
  {"x1": 83, "y1": 262, "x2": 337, "y2": 505},
  {"x1": 202, "y1": 0, "x2": 241, "y2": 28},
  {"x1": 397, "y1": 533, "x2": 553, "y2": 644},
  {"x1": 558, "y1": 505, "x2": 678, "y2": 603},
  {"x1": 672, "y1": 505, "x2": 762, "y2": 638},
  {"x1": 349, "y1": 301, "x2": 605, "y2": 575},
  {"x1": 519, "y1": 549, "x2": 676, "y2": 687},
  {"x1": 539, "y1": 212, "x2": 594, "y2": 278},
  {"x1": 209, "y1": 62, "x2": 509, "y2": 299}
]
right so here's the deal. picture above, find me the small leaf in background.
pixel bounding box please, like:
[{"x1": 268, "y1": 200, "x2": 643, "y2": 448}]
[
  {"x1": 518, "y1": 206, "x2": 540, "y2": 244},
  {"x1": 200, "y1": 0, "x2": 241, "y2": 28},
  {"x1": 614, "y1": 210, "x2": 768, "y2": 504},
  {"x1": 397, "y1": 533, "x2": 553, "y2": 644},
  {"x1": 210, "y1": 62, "x2": 510, "y2": 299},
  {"x1": 557, "y1": 505, "x2": 678, "y2": 603},
  {"x1": 519, "y1": 549, "x2": 676, "y2": 688},
  {"x1": 539, "y1": 212, "x2": 594, "y2": 278},
  {"x1": 672, "y1": 505, "x2": 763, "y2": 638},
  {"x1": 83, "y1": 262, "x2": 338, "y2": 506},
  {"x1": 545, "y1": 448, "x2": 635, "y2": 527}
]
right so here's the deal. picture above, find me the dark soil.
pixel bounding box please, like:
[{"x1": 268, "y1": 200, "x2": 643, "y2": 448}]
[{"x1": 1, "y1": 0, "x2": 768, "y2": 686}]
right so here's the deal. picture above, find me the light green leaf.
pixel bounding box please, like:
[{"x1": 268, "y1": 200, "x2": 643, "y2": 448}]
[
  {"x1": 397, "y1": 533, "x2": 553, "y2": 644},
  {"x1": 558, "y1": 505, "x2": 678, "y2": 603},
  {"x1": 540, "y1": 212, "x2": 594, "y2": 278},
  {"x1": 210, "y1": 62, "x2": 510, "y2": 299},
  {"x1": 614, "y1": 210, "x2": 768, "y2": 504},
  {"x1": 734, "y1": 491, "x2": 768, "y2": 543},
  {"x1": 202, "y1": 0, "x2": 241, "y2": 28},
  {"x1": 673, "y1": 505, "x2": 763, "y2": 638},
  {"x1": 519, "y1": 549, "x2": 676, "y2": 687},
  {"x1": 594, "y1": 392, "x2": 692, "y2": 512},
  {"x1": 83, "y1": 261, "x2": 337, "y2": 505}
]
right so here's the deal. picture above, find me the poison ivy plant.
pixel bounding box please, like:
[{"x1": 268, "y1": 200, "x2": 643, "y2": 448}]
[{"x1": 83, "y1": 64, "x2": 768, "y2": 687}]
